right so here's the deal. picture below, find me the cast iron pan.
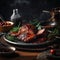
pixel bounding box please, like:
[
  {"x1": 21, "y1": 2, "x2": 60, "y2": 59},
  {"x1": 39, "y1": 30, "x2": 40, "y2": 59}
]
[{"x1": 3, "y1": 34, "x2": 57, "y2": 49}]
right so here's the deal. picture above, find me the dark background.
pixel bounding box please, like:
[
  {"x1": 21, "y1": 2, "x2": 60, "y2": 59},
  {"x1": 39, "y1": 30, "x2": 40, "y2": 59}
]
[{"x1": 0, "y1": 0, "x2": 60, "y2": 20}]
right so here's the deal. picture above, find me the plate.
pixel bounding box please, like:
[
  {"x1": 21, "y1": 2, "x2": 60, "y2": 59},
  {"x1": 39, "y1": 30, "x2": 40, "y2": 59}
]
[{"x1": 3, "y1": 34, "x2": 56, "y2": 49}]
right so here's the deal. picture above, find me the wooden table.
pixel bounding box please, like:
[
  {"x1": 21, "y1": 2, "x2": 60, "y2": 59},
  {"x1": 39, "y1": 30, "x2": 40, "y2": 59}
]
[{"x1": 0, "y1": 52, "x2": 38, "y2": 60}]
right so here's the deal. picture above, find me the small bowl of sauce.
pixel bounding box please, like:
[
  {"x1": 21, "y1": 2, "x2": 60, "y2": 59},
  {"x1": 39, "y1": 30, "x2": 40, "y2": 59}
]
[{"x1": 0, "y1": 21, "x2": 14, "y2": 32}]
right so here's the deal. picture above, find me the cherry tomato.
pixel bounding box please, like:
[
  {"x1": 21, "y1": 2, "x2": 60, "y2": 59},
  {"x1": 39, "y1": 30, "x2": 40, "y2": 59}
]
[{"x1": 50, "y1": 49, "x2": 55, "y2": 54}]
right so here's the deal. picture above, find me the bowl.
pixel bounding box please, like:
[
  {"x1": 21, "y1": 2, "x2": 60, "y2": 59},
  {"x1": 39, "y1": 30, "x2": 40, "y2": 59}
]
[
  {"x1": 0, "y1": 21, "x2": 14, "y2": 32},
  {"x1": 0, "y1": 46, "x2": 16, "y2": 57}
]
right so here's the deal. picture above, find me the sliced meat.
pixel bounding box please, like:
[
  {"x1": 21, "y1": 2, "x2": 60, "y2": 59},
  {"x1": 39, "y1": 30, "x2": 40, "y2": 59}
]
[
  {"x1": 17, "y1": 29, "x2": 35, "y2": 42},
  {"x1": 37, "y1": 29, "x2": 45, "y2": 35}
]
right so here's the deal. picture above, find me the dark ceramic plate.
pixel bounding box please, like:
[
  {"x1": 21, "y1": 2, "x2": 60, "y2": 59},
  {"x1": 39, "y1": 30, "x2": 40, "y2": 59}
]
[{"x1": 3, "y1": 34, "x2": 57, "y2": 49}]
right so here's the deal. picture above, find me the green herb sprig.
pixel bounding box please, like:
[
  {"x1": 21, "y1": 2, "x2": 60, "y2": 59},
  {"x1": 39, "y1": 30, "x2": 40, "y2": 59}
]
[{"x1": 10, "y1": 23, "x2": 21, "y2": 32}]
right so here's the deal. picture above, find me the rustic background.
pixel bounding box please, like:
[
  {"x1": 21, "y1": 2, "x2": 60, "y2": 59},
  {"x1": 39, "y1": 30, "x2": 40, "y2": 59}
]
[{"x1": 0, "y1": 0, "x2": 60, "y2": 20}]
